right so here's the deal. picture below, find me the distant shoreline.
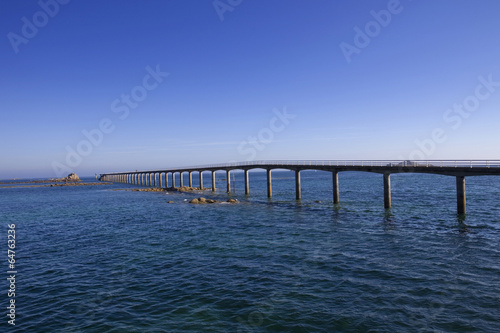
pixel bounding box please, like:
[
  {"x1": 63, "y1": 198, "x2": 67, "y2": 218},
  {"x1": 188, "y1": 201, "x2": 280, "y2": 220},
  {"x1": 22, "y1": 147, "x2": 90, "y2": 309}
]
[{"x1": 0, "y1": 181, "x2": 112, "y2": 188}]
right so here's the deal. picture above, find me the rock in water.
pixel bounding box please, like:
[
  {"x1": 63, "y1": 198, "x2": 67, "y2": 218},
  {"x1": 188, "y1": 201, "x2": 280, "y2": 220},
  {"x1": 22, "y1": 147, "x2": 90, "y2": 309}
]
[{"x1": 64, "y1": 173, "x2": 80, "y2": 182}]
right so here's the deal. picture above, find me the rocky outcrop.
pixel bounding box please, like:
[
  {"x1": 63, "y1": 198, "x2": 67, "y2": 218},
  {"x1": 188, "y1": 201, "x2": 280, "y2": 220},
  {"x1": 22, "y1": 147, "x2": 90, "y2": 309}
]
[
  {"x1": 131, "y1": 188, "x2": 166, "y2": 192},
  {"x1": 168, "y1": 186, "x2": 211, "y2": 192},
  {"x1": 63, "y1": 173, "x2": 80, "y2": 182},
  {"x1": 189, "y1": 197, "x2": 239, "y2": 204}
]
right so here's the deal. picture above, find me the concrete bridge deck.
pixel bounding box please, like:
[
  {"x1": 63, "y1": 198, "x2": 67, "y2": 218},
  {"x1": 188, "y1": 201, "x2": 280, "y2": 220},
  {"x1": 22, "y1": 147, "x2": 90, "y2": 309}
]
[{"x1": 100, "y1": 160, "x2": 500, "y2": 215}]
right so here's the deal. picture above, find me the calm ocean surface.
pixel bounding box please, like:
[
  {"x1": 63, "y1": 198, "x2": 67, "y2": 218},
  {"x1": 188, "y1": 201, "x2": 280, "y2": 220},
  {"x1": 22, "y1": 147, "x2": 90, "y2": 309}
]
[{"x1": 1, "y1": 170, "x2": 500, "y2": 332}]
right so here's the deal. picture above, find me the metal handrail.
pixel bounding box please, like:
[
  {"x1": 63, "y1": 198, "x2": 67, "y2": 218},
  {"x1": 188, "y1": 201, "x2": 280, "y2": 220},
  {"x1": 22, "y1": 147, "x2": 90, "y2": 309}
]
[{"x1": 103, "y1": 160, "x2": 500, "y2": 175}]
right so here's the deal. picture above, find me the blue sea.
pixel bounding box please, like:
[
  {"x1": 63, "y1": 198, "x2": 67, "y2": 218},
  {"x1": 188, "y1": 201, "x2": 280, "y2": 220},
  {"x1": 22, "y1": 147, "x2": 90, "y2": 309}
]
[{"x1": 1, "y1": 170, "x2": 500, "y2": 332}]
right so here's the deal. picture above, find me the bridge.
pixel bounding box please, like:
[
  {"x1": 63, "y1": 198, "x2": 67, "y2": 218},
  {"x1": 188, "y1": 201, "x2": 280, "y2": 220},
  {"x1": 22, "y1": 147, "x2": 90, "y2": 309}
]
[{"x1": 99, "y1": 160, "x2": 500, "y2": 215}]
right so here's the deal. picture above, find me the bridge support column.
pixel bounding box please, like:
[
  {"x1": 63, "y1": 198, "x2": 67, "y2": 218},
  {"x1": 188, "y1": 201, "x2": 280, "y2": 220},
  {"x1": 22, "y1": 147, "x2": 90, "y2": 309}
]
[
  {"x1": 456, "y1": 176, "x2": 466, "y2": 215},
  {"x1": 199, "y1": 171, "x2": 204, "y2": 189},
  {"x1": 267, "y1": 169, "x2": 272, "y2": 198},
  {"x1": 333, "y1": 171, "x2": 339, "y2": 204},
  {"x1": 189, "y1": 172, "x2": 192, "y2": 187},
  {"x1": 172, "y1": 173, "x2": 176, "y2": 188},
  {"x1": 295, "y1": 170, "x2": 301, "y2": 200},
  {"x1": 244, "y1": 170, "x2": 249, "y2": 195},
  {"x1": 212, "y1": 171, "x2": 216, "y2": 192},
  {"x1": 384, "y1": 173, "x2": 391, "y2": 209},
  {"x1": 227, "y1": 170, "x2": 231, "y2": 193}
]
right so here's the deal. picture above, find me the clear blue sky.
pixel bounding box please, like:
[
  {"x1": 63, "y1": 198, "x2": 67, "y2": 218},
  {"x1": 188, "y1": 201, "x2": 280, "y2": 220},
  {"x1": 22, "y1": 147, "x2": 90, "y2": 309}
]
[{"x1": 1, "y1": 0, "x2": 500, "y2": 178}]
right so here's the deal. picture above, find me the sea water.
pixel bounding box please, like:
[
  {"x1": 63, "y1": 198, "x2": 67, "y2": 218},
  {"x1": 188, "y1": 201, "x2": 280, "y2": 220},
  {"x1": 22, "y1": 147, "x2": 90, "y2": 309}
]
[{"x1": 1, "y1": 170, "x2": 500, "y2": 332}]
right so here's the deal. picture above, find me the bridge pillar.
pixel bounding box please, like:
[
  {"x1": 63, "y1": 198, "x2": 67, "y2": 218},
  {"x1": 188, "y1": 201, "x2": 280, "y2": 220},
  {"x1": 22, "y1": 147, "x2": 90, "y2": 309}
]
[
  {"x1": 244, "y1": 169, "x2": 249, "y2": 195},
  {"x1": 456, "y1": 176, "x2": 466, "y2": 215},
  {"x1": 227, "y1": 170, "x2": 231, "y2": 193},
  {"x1": 384, "y1": 173, "x2": 391, "y2": 209},
  {"x1": 199, "y1": 171, "x2": 204, "y2": 189},
  {"x1": 333, "y1": 171, "x2": 339, "y2": 204},
  {"x1": 267, "y1": 169, "x2": 272, "y2": 198},
  {"x1": 212, "y1": 171, "x2": 216, "y2": 192},
  {"x1": 295, "y1": 170, "x2": 301, "y2": 200},
  {"x1": 189, "y1": 172, "x2": 193, "y2": 187}
]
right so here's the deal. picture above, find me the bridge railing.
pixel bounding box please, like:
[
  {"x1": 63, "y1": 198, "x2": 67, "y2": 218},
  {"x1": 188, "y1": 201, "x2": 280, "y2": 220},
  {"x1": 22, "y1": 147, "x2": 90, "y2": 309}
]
[
  {"x1": 175, "y1": 160, "x2": 500, "y2": 170},
  {"x1": 103, "y1": 160, "x2": 500, "y2": 175}
]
